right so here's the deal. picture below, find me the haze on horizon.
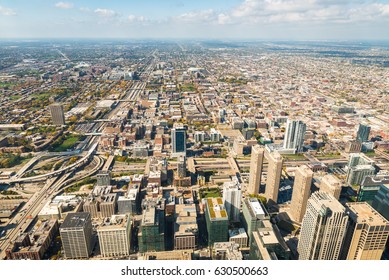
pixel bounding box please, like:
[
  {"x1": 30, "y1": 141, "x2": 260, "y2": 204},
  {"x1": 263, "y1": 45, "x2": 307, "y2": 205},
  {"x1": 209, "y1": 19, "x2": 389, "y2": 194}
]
[{"x1": 0, "y1": 0, "x2": 389, "y2": 40}]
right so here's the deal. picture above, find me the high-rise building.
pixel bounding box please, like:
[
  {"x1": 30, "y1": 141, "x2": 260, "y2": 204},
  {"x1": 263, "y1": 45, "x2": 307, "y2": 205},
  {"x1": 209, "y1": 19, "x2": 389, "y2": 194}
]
[
  {"x1": 319, "y1": 174, "x2": 342, "y2": 201},
  {"x1": 265, "y1": 151, "x2": 283, "y2": 205},
  {"x1": 97, "y1": 215, "x2": 131, "y2": 258},
  {"x1": 205, "y1": 197, "x2": 229, "y2": 246},
  {"x1": 60, "y1": 212, "x2": 93, "y2": 259},
  {"x1": 298, "y1": 192, "x2": 348, "y2": 260},
  {"x1": 96, "y1": 171, "x2": 111, "y2": 187},
  {"x1": 358, "y1": 175, "x2": 389, "y2": 205},
  {"x1": 283, "y1": 119, "x2": 306, "y2": 153},
  {"x1": 372, "y1": 184, "x2": 389, "y2": 221},
  {"x1": 49, "y1": 103, "x2": 65, "y2": 126},
  {"x1": 241, "y1": 197, "x2": 269, "y2": 242},
  {"x1": 290, "y1": 165, "x2": 313, "y2": 223},
  {"x1": 229, "y1": 228, "x2": 248, "y2": 248},
  {"x1": 174, "y1": 204, "x2": 198, "y2": 250},
  {"x1": 138, "y1": 206, "x2": 165, "y2": 253},
  {"x1": 346, "y1": 153, "x2": 376, "y2": 186},
  {"x1": 177, "y1": 155, "x2": 187, "y2": 178},
  {"x1": 171, "y1": 126, "x2": 186, "y2": 157},
  {"x1": 341, "y1": 202, "x2": 389, "y2": 260},
  {"x1": 356, "y1": 124, "x2": 371, "y2": 143},
  {"x1": 248, "y1": 145, "x2": 264, "y2": 195},
  {"x1": 222, "y1": 180, "x2": 242, "y2": 222}
]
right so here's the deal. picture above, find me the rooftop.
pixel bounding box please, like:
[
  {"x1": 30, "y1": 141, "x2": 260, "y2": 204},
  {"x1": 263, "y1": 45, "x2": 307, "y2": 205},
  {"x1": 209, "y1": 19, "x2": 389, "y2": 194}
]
[
  {"x1": 60, "y1": 212, "x2": 90, "y2": 229},
  {"x1": 206, "y1": 197, "x2": 228, "y2": 221},
  {"x1": 346, "y1": 202, "x2": 389, "y2": 226}
]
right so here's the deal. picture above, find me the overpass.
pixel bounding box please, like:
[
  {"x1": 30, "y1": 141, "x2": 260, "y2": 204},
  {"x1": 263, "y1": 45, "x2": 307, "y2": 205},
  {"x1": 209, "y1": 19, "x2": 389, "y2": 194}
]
[{"x1": 2, "y1": 143, "x2": 98, "y2": 184}]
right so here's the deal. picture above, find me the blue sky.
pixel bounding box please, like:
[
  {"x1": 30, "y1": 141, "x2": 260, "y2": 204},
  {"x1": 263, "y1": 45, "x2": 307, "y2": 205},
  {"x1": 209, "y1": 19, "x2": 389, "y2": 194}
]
[{"x1": 0, "y1": 0, "x2": 389, "y2": 40}]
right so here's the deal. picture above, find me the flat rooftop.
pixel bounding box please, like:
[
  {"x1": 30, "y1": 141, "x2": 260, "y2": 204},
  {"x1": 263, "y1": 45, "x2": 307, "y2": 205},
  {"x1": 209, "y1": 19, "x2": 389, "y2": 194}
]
[
  {"x1": 347, "y1": 202, "x2": 389, "y2": 226},
  {"x1": 142, "y1": 207, "x2": 156, "y2": 226},
  {"x1": 60, "y1": 212, "x2": 90, "y2": 229}
]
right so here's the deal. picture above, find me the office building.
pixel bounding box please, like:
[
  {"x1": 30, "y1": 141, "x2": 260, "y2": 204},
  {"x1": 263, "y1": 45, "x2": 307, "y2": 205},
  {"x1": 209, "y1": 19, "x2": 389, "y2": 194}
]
[
  {"x1": 283, "y1": 119, "x2": 306, "y2": 153},
  {"x1": 358, "y1": 175, "x2": 389, "y2": 205},
  {"x1": 298, "y1": 192, "x2": 348, "y2": 260},
  {"x1": 205, "y1": 197, "x2": 229, "y2": 246},
  {"x1": 97, "y1": 215, "x2": 131, "y2": 258},
  {"x1": 49, "y1": 103, "x2": 65, "y2": 125},
  {"x1": 265, "y1": 151, "x2": 284, "y2": 204},
  {"x1": 356, "y1": 124, "x2": 371, "y2": 143},
  {"x1": 320, "y1": 174, "x2": 342, "y2": 201},
  {"x1": 249, "y1": 220, "x2": 290, "y2": 260},
  {"x1": 60, "y1": 212, "x2": 93, "y2": 259},
  {"x1": 372, "y1": 184, "x2": 389, "y2": 221},
  {"x1": 83, "y1": 185, "x2": 117, "y2": 219},
  {"x1": 229, "y1": 228, "x2": 248, "y2": 248},
  {"x1": 96, "y1": 171, "x2": 111, "y2": 187},
  {"x1": 117, "y1": 184, "x2": 140, "y2": 215},
  {"x1": 138, "y1": 206, "x2": 165, "y2": 253},
  {"x1": 290, "y1": 165, "x2": 313, "y2": 223},
  {"x1": 194, "y1": 131, "x2": 206, "y2": 143},
  {"x1": 222, "y1": 180, "x2": 242, "y2": 222},
  {"x1": 171, "y1": 126, "x2": 186, "y2": 157},
  {"x1": 174, "y1": 204, "x2": 198, "y2": 250},
  {"x1": 241, "y1": 197, "x2": 269, "y2": 242},
  {"x1": 341, "y1": 202, "x2": 389, "y2": 260},
  {"x1": 248, "y1": 145, "x2": 264, "y2": 195}
]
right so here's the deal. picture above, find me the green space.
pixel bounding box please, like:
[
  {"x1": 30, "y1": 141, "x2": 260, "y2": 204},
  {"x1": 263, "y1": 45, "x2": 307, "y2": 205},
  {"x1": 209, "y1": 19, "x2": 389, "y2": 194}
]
[
  {"x1": 49, "y1": 134, "x2": 83, "y2": 152},
  {"x1": 199, "y1": 187, "x2": 221, "y2": 199},
  {"x1": 248, "y1": 194, "x2": 267, "y2": 206},
  {"x1": 0, "y1": 153, "x2": 33, "y2": 168},
  {"x1": 114, "y1": 156, "x2": 147, "y2": 164},
  {"x1": 31, "y1": 91, "x2": 52, "y2": 101},
  {"x1": 316, "y1": 153, "x2": 342, "y2": 159},
  {"x1": 364, "y1": 151, "x2": 376, "y2": 156},
  {"x1": 65, "y1": 177, "x2": 96, "y2": 193},
  {"x1": 0, "y1": 190, "x2": 18, "y2": 195},
  {"x1": 180, "y1": 84, "x2": 196, "y2": 92}
]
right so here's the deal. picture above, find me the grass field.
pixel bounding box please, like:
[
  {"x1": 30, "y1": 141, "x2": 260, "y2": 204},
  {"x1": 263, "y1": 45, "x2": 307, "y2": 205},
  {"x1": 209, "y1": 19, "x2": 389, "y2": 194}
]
[{"x1": 51, "y1": 135, "x2": 81, "y2": 152}]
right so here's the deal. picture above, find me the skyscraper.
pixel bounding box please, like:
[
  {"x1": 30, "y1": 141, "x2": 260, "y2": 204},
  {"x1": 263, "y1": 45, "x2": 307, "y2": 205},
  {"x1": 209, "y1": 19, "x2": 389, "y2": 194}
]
[
  {"x1": 320, "y1": 174, "x2": 342, "y2": 200},
  {"x1": 60, "y1": 212, "x2": 93, "y2": 259},
  {"x1": 205, "y1": 197, "x2": 229, "y2": 246},
  {"x1": 248, "y1": 145, "x2": 264, "y2": 195},
  {"x1": 49, "y1": 103, "x2": 65, "y2": 125},
  {"x1": 265, "y1": 151, "x2": 283, "y2": 205},
  {"x1": 341, "y1": 202, "x2": 389, "y2": 260},
  {"x1": 222, "y1": 180, "x2": 242, "y2": 222},
  {"x1": 283, "y1": 119, "x2": 306, "y2": 153},
  {"x1": 171, "y1": 126, "x2": 186, "y2": 157},
  {"x1": 298, "y1": 192, "x2": 348, "y2": 260},
  {"x1": 290, "y1": 165, "x2": 313, "y2": 223},
  {"x1": 356, "y1": 124, "x2": 371, "y2": 143}
]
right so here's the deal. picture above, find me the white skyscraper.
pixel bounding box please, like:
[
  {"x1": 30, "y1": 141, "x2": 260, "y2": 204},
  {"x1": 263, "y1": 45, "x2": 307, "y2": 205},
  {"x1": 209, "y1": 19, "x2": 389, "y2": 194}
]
[
  {"x1": 222, "y1": 179, "x2": 242, "y2": 222},
  {"x1": 248, "y1": 145, "x2": 264, "y2": 195},
  {"x1": 283, "y1": 119, "x2": 306, "y2": 153},
  {"x1": 298, "y1": 192, "x2": 348, "y2": 260}
]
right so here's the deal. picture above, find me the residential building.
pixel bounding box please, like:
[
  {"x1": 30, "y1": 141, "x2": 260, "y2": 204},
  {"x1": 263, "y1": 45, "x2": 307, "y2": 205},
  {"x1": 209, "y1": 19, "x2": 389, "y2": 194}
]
[
  {"x1": 248, "y1": 145, "x2": 264, "y2": 195},
  {"x1": 290, "y1": 165, "x2": 313, "y2": 223},
  {"x1": 49, "y1": 103, "x2": 65, "y2": 125},
  {"x1": 320, "y1": 174, "x2": 342, "y2": 201},
  {"x1": 222, "y1": 180, "x2": 242, "y2": 222},
  {"x1": 283, "y1": 119, "x2": 306, "y2": 153},
  {"x1": 356, "y1": 124, "x2": 371, "y2": 143},
  {"x1": 265, "y1": 151, "x2": 284, "y2": 204}
]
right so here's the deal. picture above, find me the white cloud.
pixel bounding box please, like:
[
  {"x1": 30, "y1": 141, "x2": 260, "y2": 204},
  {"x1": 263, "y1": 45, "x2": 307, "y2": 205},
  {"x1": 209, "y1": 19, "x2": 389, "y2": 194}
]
[
  {"x1": 128, "y1": 15, "x2": 148, "y2": 24},
  {"x1": 55, "y1": 2, "x2": 74, "y2": 9},
  {"x1": 94, "y1": 8, "x2": 118, "y2": 17},
  {"x1": 0, "y1": 6, "x2": 16, "y2": 16},
  {"x1": 176, "y1": 9, "x2": 217, "y2": 23}
]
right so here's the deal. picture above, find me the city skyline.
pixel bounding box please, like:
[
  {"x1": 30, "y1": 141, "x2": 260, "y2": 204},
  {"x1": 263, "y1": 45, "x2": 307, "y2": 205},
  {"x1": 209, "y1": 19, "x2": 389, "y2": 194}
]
[{"x1": 0, "y1": 0, "x2": 389, "y2": 40}]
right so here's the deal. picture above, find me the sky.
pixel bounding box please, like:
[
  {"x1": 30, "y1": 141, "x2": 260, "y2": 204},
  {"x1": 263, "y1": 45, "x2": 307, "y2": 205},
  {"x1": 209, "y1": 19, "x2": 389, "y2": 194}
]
[{"x1": 0, "y1": 0, "x2": 389, "y2": 40}]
